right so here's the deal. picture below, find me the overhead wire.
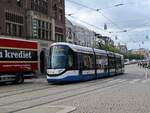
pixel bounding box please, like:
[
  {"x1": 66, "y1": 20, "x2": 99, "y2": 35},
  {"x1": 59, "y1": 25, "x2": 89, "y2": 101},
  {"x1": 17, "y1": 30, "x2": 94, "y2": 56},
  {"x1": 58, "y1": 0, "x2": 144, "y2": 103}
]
[
  {"x1": 66, "y1": 0, "x2": 148, "y2": 45},
  {"x1": 68, "y1": 15, "x2": 104, "y2": 30},
  {"x1": 66, "y1": 0, "x2": 130, "y2": 45},
  {"x1": 66, "y1": 15, "x2": 126, "y2": 44}
]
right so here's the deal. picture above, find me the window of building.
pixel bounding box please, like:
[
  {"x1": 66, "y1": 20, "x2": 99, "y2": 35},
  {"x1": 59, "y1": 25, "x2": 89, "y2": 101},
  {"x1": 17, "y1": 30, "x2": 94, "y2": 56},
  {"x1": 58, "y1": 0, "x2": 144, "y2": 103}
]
[
  {"x1": 58, "y1": 9, "x2": 63, "y2": 21},
  {"x1": 6, "y1": 23, "x2": 11, "y2": 35},
  {"x1": 38, "y1": 28, "x2": 41, "y2": 39},
  {"x1": 68, "y1": 28, "x2": 72, "y2": 39},
  {"x1": 38, "y1": 20, "x2": 41, "y2": 28},
  {"x1": 7, "y1": 0, "x2": 11, "y2": 3},
  {"x1": 49, "y1": 31, "x2": 52, "y2": 40},
  {"x1": 55, "y1": 34, "x2": 63, "y2": 42},
  {"x1": 48, "y1": 23, "x2": 51, "y2": 30},
  {"x1": 31, "y1": 0, "x2": 48, "y2": 14},
  {"x1": 12, "y1": 24, "x2": 17, "y2": 36},
  {"x1": 5, "y1": 12, "x2": 23, "y2": 24},
  {"x1": 53, "y1": 4, "x2": 57, "y2": 11},
  {"x1": 18, "y1": 25, "x2": 22, "y2": 36},
  {"x1": 42, "y1": 29, "x2": 45, "y2": 39},
  {"x1": 58, "y1": 0, "x2": 63, "y2": 4},
  {"x1": 34, "y1": 0, "x2": 38, "y2": 4},
  {"x1": 46, "y1": 22, "x2": 48, "y2": 29},
  {"x1": 55, "y1": 27, "x2": 63, "y2": 33},
  {"x1": 17, "y1": 0, "x2": 22, "y2": 7},
  {"x1": 42, "y1": 21, "x2": 45, "y2": 28},
  {"x1": 46, "y1": 30, "x2": 48, "y2": 40}
]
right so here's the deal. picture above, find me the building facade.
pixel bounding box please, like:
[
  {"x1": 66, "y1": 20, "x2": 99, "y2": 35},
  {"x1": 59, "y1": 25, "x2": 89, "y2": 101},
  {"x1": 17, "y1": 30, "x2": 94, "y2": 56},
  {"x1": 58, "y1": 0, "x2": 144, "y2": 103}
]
[
  {"x1": 93, "y1": 33, "x2": 105, "y2": 47},
  {"x1": 131, "y1": 48, "x2": 150, "y2": 59},
  {"x1": 0, "y1": 0, "x2": 26, "y2": 37},
  {"x1": 0, "y1": 0, "x2": 65, "y2": 41},
  {"x1": 117, "y1": 43, "x2": 128, "y2": 53},
  {"x1": 0, "y1": 0, "x2": 65, "y2": 74},
  {"x1": 74, "y1": 25, "x2": 94, "y2": 47},
  {"x1": 101, "y1": 36, "x2": 115, "y2": 46},
  {"x1": 65, "y1": 18, "x2": 75, "y2": 44}
]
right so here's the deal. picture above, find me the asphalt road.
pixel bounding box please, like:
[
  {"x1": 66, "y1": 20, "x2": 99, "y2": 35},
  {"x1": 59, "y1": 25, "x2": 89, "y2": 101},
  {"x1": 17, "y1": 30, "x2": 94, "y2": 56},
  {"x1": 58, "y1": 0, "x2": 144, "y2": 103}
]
[{"x1": 0, "y1": 64, "x2": 150, "y2": 113}]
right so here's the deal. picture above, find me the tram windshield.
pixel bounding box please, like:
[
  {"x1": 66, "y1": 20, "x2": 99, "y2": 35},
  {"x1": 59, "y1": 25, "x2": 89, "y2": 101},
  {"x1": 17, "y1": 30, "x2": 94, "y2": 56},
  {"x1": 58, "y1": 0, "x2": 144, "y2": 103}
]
[{"x1": 49, "y1": 45, "x2": 69, "y2": 69}]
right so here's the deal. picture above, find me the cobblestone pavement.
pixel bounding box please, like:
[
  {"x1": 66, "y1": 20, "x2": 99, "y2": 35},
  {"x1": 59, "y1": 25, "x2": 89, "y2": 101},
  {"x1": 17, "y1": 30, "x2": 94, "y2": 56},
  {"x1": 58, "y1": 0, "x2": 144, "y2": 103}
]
[
  {"x1": 50, "y1": 65, "x2": 150, "y2": 113},
  {"x1": 0, "y1": 64, "x2": 150, "y2": 113}
]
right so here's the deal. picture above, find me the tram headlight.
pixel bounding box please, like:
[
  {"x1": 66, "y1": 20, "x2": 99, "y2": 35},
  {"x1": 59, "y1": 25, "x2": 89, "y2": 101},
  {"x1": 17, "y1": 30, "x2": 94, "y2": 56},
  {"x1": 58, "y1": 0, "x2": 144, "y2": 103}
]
[{"x1": 47, "y1": 69, "x2": 65, "y2": 75}]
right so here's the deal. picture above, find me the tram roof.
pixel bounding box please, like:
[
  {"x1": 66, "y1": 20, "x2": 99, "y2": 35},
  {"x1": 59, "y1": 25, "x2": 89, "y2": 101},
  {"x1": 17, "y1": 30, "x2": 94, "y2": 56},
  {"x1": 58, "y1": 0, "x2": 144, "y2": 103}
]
[
  {"x1": 50, "y1": 42, "x2": 106, "y2": 55},
  {"x1": 93, "y1": 48, "x2": 107, "y2": 56},
  {"x1": 50, "y1": 43, "x2": 123, "y2": 57},
  {"x1": 108, "y1": 51, "x2": 123, "y2": 58},
  {"x1": 114, "y1": 53, "x2": 123, "y2": 57}
]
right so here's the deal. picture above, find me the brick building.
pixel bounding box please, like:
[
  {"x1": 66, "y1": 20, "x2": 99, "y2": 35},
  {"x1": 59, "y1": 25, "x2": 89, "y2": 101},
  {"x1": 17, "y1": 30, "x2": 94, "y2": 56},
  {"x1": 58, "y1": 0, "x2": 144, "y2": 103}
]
[
  {"x1": 0, "y1": 0, "x2": 65, "y2": 74},
  {"x1": 0, "y1": 0, "x2": 65, "y2": 41}
]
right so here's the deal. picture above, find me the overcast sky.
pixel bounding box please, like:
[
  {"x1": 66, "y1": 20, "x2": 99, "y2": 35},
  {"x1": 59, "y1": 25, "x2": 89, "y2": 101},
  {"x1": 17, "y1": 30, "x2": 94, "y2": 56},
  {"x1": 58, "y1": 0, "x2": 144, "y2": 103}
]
[{"x1": 65, "y1": 0, "x2": 150, "y2": 50}]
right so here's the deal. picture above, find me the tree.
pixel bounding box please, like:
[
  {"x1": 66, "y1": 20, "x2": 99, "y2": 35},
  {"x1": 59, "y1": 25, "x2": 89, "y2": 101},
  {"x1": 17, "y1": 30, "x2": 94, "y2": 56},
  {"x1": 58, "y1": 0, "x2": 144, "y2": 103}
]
[
  {"x1": 124, "y1": 53, "x2": 144, "y2": 60},
  {"x1": 93, "y1": 41, "x2": 144, "y2": 60}
]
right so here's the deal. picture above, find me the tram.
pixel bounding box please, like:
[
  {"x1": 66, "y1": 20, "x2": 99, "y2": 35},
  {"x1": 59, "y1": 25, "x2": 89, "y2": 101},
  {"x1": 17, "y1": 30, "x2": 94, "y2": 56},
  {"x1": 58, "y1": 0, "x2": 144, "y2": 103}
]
[{"x1": 47, "y1": 42, "x2": 124, "y2": 83}]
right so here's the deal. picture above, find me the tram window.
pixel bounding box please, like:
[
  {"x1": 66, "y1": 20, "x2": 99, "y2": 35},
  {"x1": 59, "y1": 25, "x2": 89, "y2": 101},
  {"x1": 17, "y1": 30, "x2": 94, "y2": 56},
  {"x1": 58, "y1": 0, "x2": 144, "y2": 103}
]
[
  {"x1": 49, "y1": 45, "x2": 69, "y2": 69},
  {"x1": 82, "y1": 54, "x2": 94, "y2": 70},
  {"x1": 96, "y1": 55, "x2": 101, "y2": 69},
  {"x1": 96, "y1": 55, "x2": 108, "y2": 69},
  {"x1": 109, "y1": 57, "x2": 115, "y2": 68},
  {"x1": 116, "y1": 58, "x2": 121, "y2": 68},
  {"x1": 68, "y1": 54, "x2": 73, "y2": 68},
  {"x1": 68, "y1": 49, "x2": 74, "y2": 70}
]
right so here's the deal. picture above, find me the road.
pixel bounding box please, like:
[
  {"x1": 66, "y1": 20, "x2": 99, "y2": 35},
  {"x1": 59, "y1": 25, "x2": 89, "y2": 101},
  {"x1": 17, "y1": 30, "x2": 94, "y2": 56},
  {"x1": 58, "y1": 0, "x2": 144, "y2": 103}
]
[{"x1": 0, "y1": 64, "x2": 150, "y2": 113}]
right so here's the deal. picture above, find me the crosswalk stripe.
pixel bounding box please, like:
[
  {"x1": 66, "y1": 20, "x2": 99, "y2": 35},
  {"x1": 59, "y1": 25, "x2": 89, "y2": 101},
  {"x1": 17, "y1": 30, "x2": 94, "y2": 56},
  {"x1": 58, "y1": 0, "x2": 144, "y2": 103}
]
[
  {"x1": 108, "y1": 79, "x2": 122, "y2": 83},
  {"x1": 129, "y1": 79, "x2": 141, "y2": 84},
  {"x1": 118, "y1": 79, "x2": 127, "y2": 83},
  {"x1": 141, "y1": 79, "x2": 150, "y2": 83},
  {"x1": 108, "y1": 79, "x2": 150, "y2": 84}
]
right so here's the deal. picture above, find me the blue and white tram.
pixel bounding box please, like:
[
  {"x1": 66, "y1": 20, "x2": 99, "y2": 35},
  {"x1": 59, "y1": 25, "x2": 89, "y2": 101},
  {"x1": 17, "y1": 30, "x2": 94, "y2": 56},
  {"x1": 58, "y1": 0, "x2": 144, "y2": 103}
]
[{"x1": 46, "y1": 42, "x2": 124, "y2": 83}]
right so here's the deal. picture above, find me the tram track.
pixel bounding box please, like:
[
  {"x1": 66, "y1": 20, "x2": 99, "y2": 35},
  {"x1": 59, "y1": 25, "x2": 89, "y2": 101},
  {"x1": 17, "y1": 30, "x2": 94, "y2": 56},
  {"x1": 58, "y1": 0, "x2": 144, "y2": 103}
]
[
  {"x1": 0, "y1": 78, "x2": 127, "y2": 113},
  {"x1": 0, "y1": 80, "x2": 48, "y2": 94},
  {"x1": 0, "y1": 78, "x2": 112, "y2": 106},
  {"x1": 0, "y1": 78, "x2": 110, "y2": 99},
  {"x1": 10, "y1": 79, "x2": 127, "y2": 113},
  {"x1": 0, "y1": 85, "x2": 56, "y2": 98},
  {"x1": 0, "y1": 74, "x2": 123, "y2": 99}
]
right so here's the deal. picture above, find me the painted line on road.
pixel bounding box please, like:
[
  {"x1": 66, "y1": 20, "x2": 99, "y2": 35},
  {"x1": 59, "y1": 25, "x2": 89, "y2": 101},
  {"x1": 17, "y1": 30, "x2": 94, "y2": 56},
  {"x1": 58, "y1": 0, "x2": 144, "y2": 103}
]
[
  {"x1": 141, "y1": 79, "x2": 150, "y2": 83},
  {"x1": 129, "y1": 79, "x2": 141, "y2": 84},
  {"x1": 108, "y1": 79, "x2": 127, "y2": 84},
  {"x1": 14, "y1": 105, "x2": 76, "y2": 113}
]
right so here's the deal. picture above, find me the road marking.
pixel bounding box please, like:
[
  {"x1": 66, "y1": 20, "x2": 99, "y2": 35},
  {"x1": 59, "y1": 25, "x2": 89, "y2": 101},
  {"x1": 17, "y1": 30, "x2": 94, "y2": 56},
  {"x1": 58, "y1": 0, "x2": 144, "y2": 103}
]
[
  {"x1": 107, "y1": 79, "x2": 127, "y2": 84},
  {"x1": 108, "y1": 79, "x2": 122, "y2": 83},
  {"x1": 118, "y1": 79, "x2": 127, "y2": 83},
  {"x1": 129, "y1": 79, "x2": 141, "y2": 84},
  {"x1": 141, "y1": 79, "x2": 150, "y2": 83},
  {"x1": 14, "y1": 105, "x2": 76, "y2": 113}
]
